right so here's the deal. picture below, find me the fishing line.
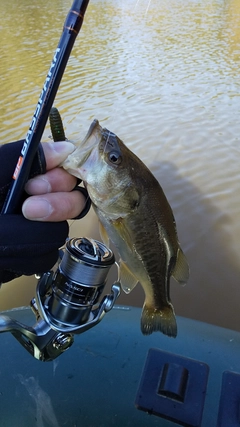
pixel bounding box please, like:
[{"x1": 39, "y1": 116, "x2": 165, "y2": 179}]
[
  {"x1": 144, "y1": 0, "x2": 152, "y2": 16},
  {"x1": 133, "y1": 0, "x2": 152, "y2": 15},
  {"x1": 133, "y1": 0, "x2": 141, "y2": 11},
  {"x1": 103, "y1": 130, "x2": 112, "y2": 155}
]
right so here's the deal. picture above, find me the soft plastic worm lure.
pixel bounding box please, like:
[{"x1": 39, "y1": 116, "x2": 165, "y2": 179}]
[{"x1": 49, "y1": 107, "x2": 66, "y2": 142}]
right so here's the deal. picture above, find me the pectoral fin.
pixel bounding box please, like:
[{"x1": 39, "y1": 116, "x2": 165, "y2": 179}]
[
  {"x1": 172, "y1": 248, "x2": 189, "y2": 285},
  {"x1": 119, "y1": 260, "x2": 138, "y2": 294},
  {"x1": 112, "y1": 218, "x2": 133, "y2": 252},
  {"x1": 99, "y1": 221, "x2": 109, "y2": 247}
]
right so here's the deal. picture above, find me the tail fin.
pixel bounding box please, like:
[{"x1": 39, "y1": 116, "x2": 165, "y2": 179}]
[{"x1": 141, "y1": 303, "x2": 177, "y2": 337}]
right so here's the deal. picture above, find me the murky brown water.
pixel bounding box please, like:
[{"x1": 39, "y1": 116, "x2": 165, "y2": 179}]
[{"x1": 1, "y1": 0, "x2": 240, "y2": 332}]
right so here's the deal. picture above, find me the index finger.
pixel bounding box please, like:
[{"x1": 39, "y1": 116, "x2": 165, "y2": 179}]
[{"x1": 41, "y1": 141, "x2": 75, "y2": 171}]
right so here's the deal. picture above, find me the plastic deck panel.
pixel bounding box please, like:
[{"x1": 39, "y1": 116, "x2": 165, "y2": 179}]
[{"x1": 0, "y1": 306, "x2": 239, "y2": 426}]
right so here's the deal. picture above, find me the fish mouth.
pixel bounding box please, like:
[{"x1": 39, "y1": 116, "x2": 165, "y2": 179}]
[
  {"x1": 62, "y1": 119, "x2": 103, "y2": 170},
  {"x1": 81, "y1": 119, "x2": 101, "y2": 146},
  {"x1": 76, "y1": 119, "x2": 103, "y2": 166}
]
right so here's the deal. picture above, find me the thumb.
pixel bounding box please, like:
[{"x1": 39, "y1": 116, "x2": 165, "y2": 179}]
[{"x1": 41, "y1": 141, "x2": 75, "y2": 170}]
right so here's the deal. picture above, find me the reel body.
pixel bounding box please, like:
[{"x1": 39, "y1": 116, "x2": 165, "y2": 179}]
[{"x1": 0, "y1": 237, "x2": 120, "y2": 361}]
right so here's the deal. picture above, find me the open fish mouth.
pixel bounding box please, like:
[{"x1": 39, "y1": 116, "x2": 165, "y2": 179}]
[
  {"x1": 62, "y1": 119, "x2": 103, "y2": 170},
  {"x1": 81, "y1": 119, "x2": 100, "y2": 146}
]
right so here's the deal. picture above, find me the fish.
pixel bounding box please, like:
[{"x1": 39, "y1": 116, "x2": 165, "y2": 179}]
[{"x1": 62, "y1": 119, "x2": 189, "y2": 337}]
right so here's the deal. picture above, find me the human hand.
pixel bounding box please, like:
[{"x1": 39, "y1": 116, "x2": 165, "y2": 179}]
[
  {"x1": 0, "y1": 139, "x2": 91, "y2": 283},
  {"x1": 22, "y1": 141, "x2": 88, "y2": 221}
]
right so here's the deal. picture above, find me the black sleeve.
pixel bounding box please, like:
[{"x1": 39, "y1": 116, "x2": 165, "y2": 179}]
[
  {"x1": 0, "y1": 140, "x2": 46, "y2": 210},
  {"x1": 0, "y1": 141, "x2": 68, "y2": 283},
  {"x1": 0, "y1": 215, "x2": 69, "y2": 283}
]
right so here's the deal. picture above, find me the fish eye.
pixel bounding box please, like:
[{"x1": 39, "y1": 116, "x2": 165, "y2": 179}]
[{"x1": 108, "y1": 151, "x2": 122, "y2": 165}]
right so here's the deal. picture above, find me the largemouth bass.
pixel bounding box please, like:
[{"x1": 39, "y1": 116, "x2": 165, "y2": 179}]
[{"x1": 62, "y1": 120, "x2": 189, "y2": 337}]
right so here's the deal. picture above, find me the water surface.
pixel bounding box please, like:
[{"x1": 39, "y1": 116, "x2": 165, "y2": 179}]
[{"x1": 1, "y1": 0, "x2": 240, "y2": 332}]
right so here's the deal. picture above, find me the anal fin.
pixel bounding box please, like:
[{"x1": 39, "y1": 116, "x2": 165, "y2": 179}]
[
  {"x1": 119, "y1": 260, "x2": 138, "y2": 294},
  {"x1": 172, "y1": 248, "x2": 189, "y2": 286}
]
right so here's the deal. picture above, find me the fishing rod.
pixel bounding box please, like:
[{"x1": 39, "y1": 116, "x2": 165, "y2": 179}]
[
  {"x1": 1, "y1": 0, "x2": 90, "y2": 215},
  {"x1": 0, "y1": 1, "x2": 122, "y2": 361}
]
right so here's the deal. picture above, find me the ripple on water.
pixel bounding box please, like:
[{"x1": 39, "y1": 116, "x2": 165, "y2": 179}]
[{"x1": 1, "y1": 0, "x2": 240, "y2": 331}]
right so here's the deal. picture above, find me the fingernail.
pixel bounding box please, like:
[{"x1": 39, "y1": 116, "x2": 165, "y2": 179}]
[
  {"x1": 52, "y1": 141, "x2": 75, "y2": 156},
  {"x1": 25, "y1": 177, "x2": 51, "y2": 194},
  {"x1": 22, "y1": 198, "x2": 53, "y2": 220}
]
